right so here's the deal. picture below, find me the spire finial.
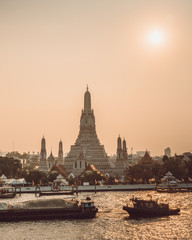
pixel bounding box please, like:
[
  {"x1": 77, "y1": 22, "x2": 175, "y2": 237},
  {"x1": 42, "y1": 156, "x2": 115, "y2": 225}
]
[{"x1": 86, "y1": 84, "x2": 88, "y2": 91}]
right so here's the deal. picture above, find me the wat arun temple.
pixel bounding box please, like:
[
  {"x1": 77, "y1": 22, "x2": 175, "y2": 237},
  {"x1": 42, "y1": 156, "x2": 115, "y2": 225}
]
[
  {"x1": 39, "y1": 87, "x2": 128, "y2": 178},
  {"x1": 63, "y1": 87, "x2": 112, "y2": 176}
]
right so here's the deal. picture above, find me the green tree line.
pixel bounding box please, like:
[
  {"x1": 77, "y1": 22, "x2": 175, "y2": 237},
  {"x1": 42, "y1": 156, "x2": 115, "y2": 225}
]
[{"x1": 125, "y1": 156, "x2": 192, "y2": 184}]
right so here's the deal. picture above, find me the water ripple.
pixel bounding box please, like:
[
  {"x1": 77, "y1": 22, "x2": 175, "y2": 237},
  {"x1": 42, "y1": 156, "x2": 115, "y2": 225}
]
[{"x1": 0, "y1": 191, "x2": 192, "y2": 239}]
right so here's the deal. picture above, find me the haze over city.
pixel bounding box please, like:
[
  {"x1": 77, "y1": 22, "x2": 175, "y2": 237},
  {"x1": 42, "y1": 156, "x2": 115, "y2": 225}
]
[{"x1": 0, "y1": 0, "x2": 192, "y2": 156}]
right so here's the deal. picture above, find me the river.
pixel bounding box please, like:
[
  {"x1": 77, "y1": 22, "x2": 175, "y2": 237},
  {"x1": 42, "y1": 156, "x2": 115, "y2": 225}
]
[{"x1": 0, "y1": 191, "x2": 192, "y2": 240}]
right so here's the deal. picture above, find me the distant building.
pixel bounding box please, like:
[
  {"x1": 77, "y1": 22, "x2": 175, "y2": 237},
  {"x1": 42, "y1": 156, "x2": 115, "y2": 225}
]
[
  {"x1": 175, "y1": 152, "x2": 192, "y2": 162},
  {"x1": 164, "y1": 147, "x2": 171, "y2": 158},
  {"x1": 136, "y1": 151, "x2": 150, "y2": 157},
  {"x1": 78, "y1": 164, "x2": 104, "y2": 180},
  {"x1": 139, "y1": 151, "x2": 154, "y2": 166},
  {"x1": 49, "y1": 165, "x2": 69, "y2": 179}
]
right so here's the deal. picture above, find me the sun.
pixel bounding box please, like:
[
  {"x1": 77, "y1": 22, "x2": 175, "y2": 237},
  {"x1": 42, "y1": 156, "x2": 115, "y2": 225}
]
[{"x1": 148, "y1": 30, "x2": 165, "y2": 46}]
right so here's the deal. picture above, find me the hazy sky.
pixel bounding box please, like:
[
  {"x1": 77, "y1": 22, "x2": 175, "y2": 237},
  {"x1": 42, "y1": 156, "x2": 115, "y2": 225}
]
[{"x1": 0, "y1": 0, "x2": 192, "y2": 156}]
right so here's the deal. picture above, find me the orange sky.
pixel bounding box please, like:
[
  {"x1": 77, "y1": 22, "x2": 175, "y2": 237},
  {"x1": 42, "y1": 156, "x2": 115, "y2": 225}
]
[{"x1": 0, "y1": 0, "x2": 192, "y2": 156}]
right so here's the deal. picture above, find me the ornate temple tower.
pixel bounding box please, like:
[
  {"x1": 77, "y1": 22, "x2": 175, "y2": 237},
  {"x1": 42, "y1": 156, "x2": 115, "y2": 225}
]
[
  {"x1": 123, "y1": 139, "x2": 128, "y2": 160},
  {"x1": 48, "y1": 151, "x2": 55, "y2": 169},
  {"x1": 116, "y1": 136, "x2": 123, "y2": 159},
  {"x1": 114, "y1": 136, "x2": 127, "y2": 178},
  {"x1": 63, "y1": 87, "x2": 111, "y2": 176},
  {"x1": 38, "y1": 136, "x2": 49, "y2": 172},
  {"x1": 57, "y1": 140, "x2": 64, "y2": 165}
]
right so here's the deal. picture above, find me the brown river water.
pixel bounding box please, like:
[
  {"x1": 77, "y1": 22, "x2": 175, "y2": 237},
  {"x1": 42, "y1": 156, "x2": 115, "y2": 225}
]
[{"x1": 0, "y1": 191, "x2": 192, "y2": 240}]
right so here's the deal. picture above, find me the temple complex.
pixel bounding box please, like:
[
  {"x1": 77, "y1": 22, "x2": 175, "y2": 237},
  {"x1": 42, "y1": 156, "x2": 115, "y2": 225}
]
[{"x1": 63, "y1": 87, "x2": 111, "y2": 176}]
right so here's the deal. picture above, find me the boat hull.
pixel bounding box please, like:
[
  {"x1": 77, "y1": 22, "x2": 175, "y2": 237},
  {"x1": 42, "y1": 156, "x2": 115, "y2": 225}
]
[
  {"x1": 123, "y1": 206, "x2": 180, "y2": 218},
  {"x1": 0, "y1": 207, "x2": 98, "y2": 222},
  {"x1": 0, "y1": 192, "x2": 16, "y2": 199},
  {"x1": 156, "y1": 188, "x2": 192, "y2": 193}
]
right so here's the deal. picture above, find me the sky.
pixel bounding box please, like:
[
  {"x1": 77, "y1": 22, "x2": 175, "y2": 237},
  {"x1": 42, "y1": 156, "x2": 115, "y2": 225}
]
[{"x1": 0, "y1": 0, "x2": 192, "y2": 157}]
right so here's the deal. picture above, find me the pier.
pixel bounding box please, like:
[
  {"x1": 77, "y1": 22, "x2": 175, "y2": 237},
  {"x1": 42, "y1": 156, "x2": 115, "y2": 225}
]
[{"x1": 13, "y1": 183, "x2": 192, "y2": 194}]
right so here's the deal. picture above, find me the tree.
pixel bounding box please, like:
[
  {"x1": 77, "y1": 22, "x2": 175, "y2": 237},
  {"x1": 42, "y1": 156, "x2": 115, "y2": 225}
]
[
  {"x1": 79, "y1": 172, "x2": 104, "y2": 185},
  {"x1": 185, "y1": 159, "x2": 192, "y2": 181},
  {"x1": 6, "y1": 151, "x2": 22, "y2": 159},
  {"x1": 126, "y1": 162, "x2": 162, "y2": 184},
  {"x1": 48, "y1": 172, "x2": 59, "y2": 182},
  {"x1": 105, "y1": 176, "x2": 117, "y2": 185},
  {"x1": 126, "y1": 165, "x2": 143, "y2": 184},
  {"x1": 162, "y1": 157, "x2": 188, "y2": 181},
  {"x1": 25, "y1": 170, "x2": 46, "y2": 185},
  {"x1": 151, "y1": 163, "x2": 162, "y2": 184},
  {"x1": 0, "y1": 157, "x2": 22, "y2": 178},
  {"x1": 41, "y1": 176, "x2": 49, "y2": 185}
]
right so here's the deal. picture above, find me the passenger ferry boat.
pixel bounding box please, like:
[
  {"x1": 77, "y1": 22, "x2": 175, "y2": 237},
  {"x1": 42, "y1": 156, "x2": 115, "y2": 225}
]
[
  {"x1": 123, "y1": 195, "x2": 180, "y2": 218},
  {"x1": 0, "y1": 197, "x2": 98, "y2": 221}
]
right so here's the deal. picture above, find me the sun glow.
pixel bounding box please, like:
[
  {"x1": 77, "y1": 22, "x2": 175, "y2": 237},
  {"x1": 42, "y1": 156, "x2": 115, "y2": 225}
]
[{"x1": 148, "y1": 30, "x2": 165, "y2": 46}]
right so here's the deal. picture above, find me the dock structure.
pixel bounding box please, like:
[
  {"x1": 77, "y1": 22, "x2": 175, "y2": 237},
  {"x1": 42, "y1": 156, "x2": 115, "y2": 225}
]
[
  {"x1": 156, "y1": 185, "x2": 192, "y2": 193},
  {"x1": 15, "y1": 183, "x2": 192, "y2": 194},
  {"x1": 17, "y1": 184, "x2": 155, "y2": 194}
]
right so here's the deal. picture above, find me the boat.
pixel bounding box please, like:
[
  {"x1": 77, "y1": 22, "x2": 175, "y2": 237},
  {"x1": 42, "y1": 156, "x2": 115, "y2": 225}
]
[
  {"x1": 123, "y1": 195, "x2": 180, "y2": 218},
  {"x1": 0, "y1": 186, "x2": 16, "y2": 199},
  {"x1": 39, "y1": 190, "x2": 74, "y2": 196},
  {"x1": 0, "y1": 197, "x2": 98, "y2": 221},
  {"x1": 156, "y1": 184, "x2": 192, "y2": 193}
]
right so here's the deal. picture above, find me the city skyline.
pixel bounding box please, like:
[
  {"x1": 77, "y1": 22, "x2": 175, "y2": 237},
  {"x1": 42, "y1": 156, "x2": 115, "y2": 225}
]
[{"x1": 0, "y1": 0, "x2": 192, "y2": 156}]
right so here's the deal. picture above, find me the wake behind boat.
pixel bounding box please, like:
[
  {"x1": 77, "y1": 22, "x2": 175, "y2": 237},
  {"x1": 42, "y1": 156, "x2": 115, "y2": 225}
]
[
  {"x1": 0, "y1": 197, "x2": 98, "y2": 221},
  {"x1": 123, "y1": 195, "x2": 180, "y2": 218}
]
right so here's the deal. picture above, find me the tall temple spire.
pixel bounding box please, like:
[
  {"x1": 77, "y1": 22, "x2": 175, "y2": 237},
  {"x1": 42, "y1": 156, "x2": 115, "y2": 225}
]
[
  {"x1": 40, "y1": 136, "x2": 47, "y2": 160},
  {"x1": 123, "y1": 139, "x2": 128, "y2": 159},
  {"x1": 117, "y1": 136, "x2": 123, "y2": 159},
  {"x1": 63, "y1": 87, "x2": 110, "y2": 176},
  {"x1": 38, "y1": 136, "x2": 49, "y2": 172},
  {"x1": 84, "y1": 86, "x2": 91, "y2": 113},
  {"x1": 115, "y1": 136, "x2": 127, "y2": 177},
  {"x1": 123, "y1": 139, "x2": 127, "y2": 152},
  {"x1": 57, "y1": 139, "x2": 63, "y2": 165},
  {"x1": 80, "y1": 87, "x2": 95, "y2": 128},
  {"x1": 117, "y1": 136, "x2": 122, "y2": 150}
]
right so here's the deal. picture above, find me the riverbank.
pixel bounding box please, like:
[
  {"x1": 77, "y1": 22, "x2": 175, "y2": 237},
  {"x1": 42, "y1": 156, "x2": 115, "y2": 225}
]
[{"x1": 15, "y1": 183, "x2": 192, "y2": 193}]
